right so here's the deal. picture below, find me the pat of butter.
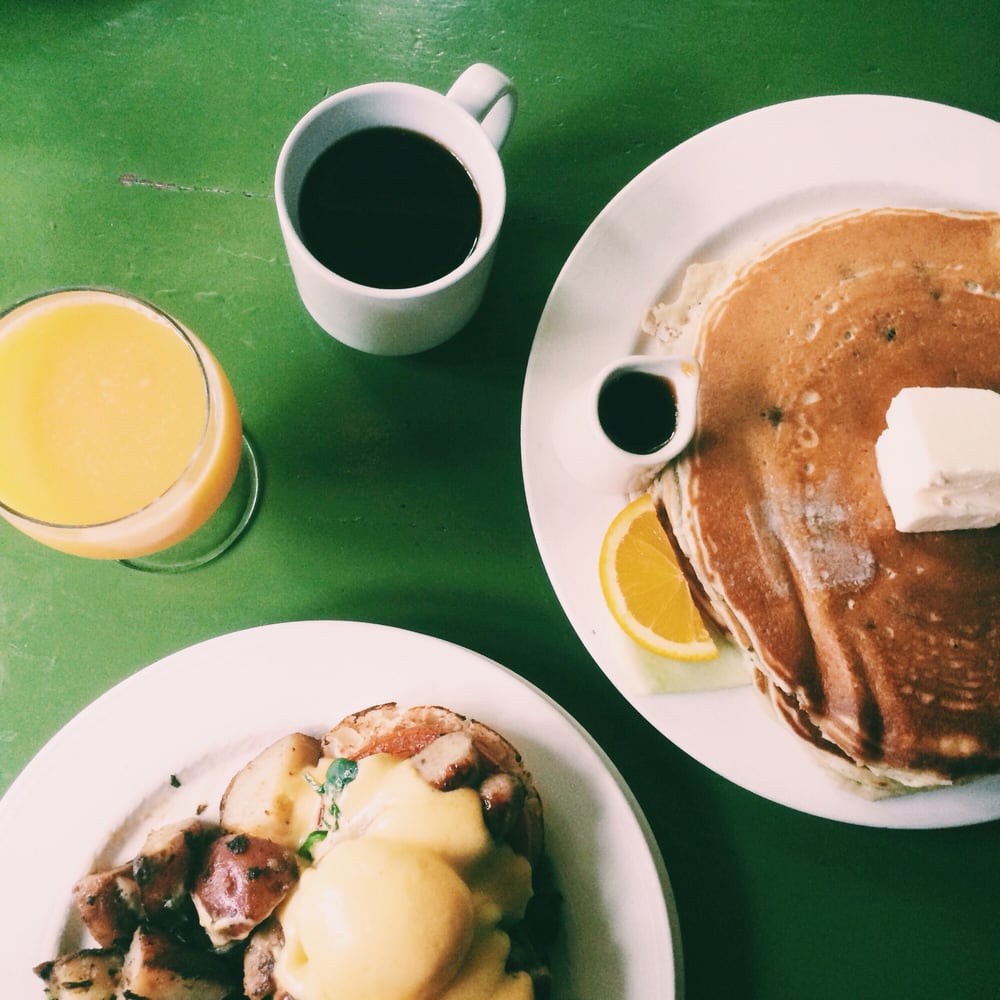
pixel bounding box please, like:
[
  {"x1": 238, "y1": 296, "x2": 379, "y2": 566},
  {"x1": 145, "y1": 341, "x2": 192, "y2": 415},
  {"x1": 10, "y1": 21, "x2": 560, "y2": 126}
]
[{"x1": 875, "y1": 387, "x2": 1000, "y2": 532}]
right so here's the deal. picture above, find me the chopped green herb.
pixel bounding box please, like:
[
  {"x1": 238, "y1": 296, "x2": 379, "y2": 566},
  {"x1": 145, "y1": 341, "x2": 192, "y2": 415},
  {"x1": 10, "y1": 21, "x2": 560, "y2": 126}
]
[
  {"x1": 133, "y1": 857, "x2": 152, "y2": 886},
  {"x1": 226, "y1": 834, "x2": 250, "y2": 855},
  {"x1": 298, "y1": 828, "x2": 329, "y2": 861},
  {"x1": 325, "y1": 757, "x2": 358, "y2": 792},
  {"x1": 299, "y1": 756, "x2": 360, "y2": 859}
]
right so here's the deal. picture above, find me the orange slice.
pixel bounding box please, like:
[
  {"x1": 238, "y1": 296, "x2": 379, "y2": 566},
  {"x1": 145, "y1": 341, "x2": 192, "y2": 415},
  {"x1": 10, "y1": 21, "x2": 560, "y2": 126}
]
[{"x1": 599, "y1": 493, "x2": 718, "y2": 660}]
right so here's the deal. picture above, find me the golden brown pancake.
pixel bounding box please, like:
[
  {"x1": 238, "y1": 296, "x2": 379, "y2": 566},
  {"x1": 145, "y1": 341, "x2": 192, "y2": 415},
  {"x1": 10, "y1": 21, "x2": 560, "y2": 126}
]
[{"x1": 658, "y1": 208, "x2": 1000, "y2": 792}]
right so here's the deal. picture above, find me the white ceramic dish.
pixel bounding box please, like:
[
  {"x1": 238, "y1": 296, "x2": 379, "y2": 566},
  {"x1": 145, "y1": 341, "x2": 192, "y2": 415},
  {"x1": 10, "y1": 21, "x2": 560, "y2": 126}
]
[
  {"x1": 0, "y1": 620, "x2": 680, "y2": 998},
  {"x1": 521, "y1": 95, "x2": 1000, "y2": 828}
]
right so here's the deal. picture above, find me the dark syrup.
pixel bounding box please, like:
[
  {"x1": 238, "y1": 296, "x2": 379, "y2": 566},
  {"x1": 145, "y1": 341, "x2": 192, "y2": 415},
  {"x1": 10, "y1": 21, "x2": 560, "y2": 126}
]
[
  {"x1": 297, "y1": 126, "x2": 482, "y2": 289},
  {"x1": 597, "y1": 370, "x2": 678, "y2": 455}
]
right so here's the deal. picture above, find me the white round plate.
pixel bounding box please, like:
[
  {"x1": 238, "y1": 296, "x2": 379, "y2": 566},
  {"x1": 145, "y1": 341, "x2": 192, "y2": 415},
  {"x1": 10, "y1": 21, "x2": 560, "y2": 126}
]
[
  {"x1": 521, "y1": 95, "x2": 1000, "y2": 828},
  {"x1": 0, "y1": 620, "x2": 680, "y2": 998}
]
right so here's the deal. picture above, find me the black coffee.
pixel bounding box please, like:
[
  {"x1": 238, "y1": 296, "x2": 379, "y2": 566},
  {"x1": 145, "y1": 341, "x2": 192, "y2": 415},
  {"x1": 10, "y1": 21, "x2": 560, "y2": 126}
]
[
  {"x1": 297, "y1": 126, "x2": 482, "y2": 289},
  {"x1": 598, "y1": 370, "x2": 678, "y2": 455}
]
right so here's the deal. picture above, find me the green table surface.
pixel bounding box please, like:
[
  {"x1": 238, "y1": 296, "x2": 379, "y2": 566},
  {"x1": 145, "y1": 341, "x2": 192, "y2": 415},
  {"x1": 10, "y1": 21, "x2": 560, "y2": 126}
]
[{"x1": 2, "y1": 2, "x2": 998, "y2": 998}]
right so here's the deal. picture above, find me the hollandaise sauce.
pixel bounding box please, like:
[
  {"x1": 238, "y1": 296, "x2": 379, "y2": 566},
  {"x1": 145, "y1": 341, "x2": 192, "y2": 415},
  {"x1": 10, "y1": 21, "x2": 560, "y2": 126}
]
[{"x1": 275, "y1": 754, "x2": 535, "y2": 1000}]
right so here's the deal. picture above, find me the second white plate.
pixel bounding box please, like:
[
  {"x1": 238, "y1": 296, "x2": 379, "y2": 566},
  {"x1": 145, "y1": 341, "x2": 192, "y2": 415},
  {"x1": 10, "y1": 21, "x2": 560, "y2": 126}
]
[
  {"x1": 521, "y1": 95, "x2": 1000, "y2": 828},
  {"x1": 0, "y1": 621, "x2": 679, "y2": 999}
]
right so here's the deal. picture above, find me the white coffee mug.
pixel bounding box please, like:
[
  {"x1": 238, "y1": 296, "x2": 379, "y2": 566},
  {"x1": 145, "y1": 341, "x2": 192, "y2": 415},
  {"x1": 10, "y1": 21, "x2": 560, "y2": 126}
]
[
  {"x1": 275, "y1": 63, "x2": 517, "y2": 355},
  {"x1": 553, "y1": 355, "x2": 700, "y2": 494}
]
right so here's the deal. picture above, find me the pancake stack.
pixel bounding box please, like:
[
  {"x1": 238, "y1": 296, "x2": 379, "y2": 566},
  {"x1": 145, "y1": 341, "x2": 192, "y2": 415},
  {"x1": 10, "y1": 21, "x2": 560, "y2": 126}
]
[{"x1": 652, "y1": 208, "x2": 1000, "y2": 794}]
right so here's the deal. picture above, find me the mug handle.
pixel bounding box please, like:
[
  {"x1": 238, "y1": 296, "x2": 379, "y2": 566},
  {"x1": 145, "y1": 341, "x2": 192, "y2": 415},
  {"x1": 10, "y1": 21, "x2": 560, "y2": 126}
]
[{"x1": 446, "y1": 63, "x2": 518, "y2": 151}]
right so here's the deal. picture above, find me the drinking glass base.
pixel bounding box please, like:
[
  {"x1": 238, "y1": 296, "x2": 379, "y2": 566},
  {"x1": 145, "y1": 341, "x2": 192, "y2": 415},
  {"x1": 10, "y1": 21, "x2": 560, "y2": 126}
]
[{"x1": 120, "y1": 434, "x2": 260, "y2": 573}]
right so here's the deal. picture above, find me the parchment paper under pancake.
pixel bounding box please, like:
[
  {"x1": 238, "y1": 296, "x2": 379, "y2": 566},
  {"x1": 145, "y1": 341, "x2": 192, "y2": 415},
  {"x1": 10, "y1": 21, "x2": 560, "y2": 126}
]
[{"x1": 654, "y1": 208, "x2": 1000, "y2": 793}]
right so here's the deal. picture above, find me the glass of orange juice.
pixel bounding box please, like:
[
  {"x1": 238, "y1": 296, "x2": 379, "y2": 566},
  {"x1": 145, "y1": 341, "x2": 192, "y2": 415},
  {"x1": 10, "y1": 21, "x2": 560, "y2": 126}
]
[{"x1": 0, "y1": 288, "x2": 259, "y2": 571}]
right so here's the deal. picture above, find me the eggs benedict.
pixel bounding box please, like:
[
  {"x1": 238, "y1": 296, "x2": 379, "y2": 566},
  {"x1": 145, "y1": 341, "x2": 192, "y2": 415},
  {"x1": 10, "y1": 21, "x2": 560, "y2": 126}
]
[
  {"x1": 36, "y1": 704, "x2": 555, "y2": 1000},
  {"x1": 239, "y1": 704, "x2": 551, "y2": 1000}
]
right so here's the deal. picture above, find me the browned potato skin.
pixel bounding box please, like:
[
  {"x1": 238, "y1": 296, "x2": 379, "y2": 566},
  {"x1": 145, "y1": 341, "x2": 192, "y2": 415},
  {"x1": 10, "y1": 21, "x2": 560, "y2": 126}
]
[
  {"x1": 72, "y1": 862, "x2": 141, "y2": 948},
  {"x1": 34, "y1": 947, "x2": 123, "y2": 1000},
  {"x1": 119, "y1": 926, "x2": 235, "y2": 1000},
  {"x1": 243, "y1": 916, "x2": 285, "y2": 1000},
  {"x1": 132, "y1": 818, "x2": 218, "y2": 919},
  {"x1": 193, "y1": 832, "x2": 299, "y2": 946}
]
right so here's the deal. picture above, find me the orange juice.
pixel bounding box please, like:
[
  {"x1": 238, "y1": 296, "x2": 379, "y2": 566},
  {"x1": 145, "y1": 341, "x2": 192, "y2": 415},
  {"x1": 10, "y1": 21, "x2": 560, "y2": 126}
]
[{"x1": 0, "y1": 289, "x2": 244, "y2": 559}]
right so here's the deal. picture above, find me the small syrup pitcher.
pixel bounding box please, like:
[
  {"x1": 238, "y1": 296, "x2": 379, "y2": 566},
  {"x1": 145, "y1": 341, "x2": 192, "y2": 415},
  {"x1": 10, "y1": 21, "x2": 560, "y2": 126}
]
[{"x1": 553, "y1": 355, "x2": 700, "y2": 494}]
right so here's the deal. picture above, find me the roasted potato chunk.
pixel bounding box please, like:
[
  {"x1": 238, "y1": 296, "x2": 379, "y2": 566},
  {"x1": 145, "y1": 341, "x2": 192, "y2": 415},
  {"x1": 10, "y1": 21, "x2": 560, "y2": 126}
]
[
  {"x1": 242, "y1": 916, "x2": 285, "y2": 1000},
  {"x1": 192, "y1": 833, "x2": 299, "y2": 947},
  {"x1": 72, "y1": 863, "x2": 141, "y2": 947},
  {"x1": 411, "y1": 731, "x2": 482, "y2": 790},
  {"x1": 34, "y1": 947, "x2": 123, "y2": 999},
  {"x1": 132, "y1": 818, "x2": 217, "y2": 918},
  {"x1": 219, "y1": 732, "x2": 322, "y2": 850},
  {"x1": 479, "y1": 770, "x2": 527, "y2": 841},
  {"x1": 119, "y1": 926, "x2": 236, "y2": 1000}
]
